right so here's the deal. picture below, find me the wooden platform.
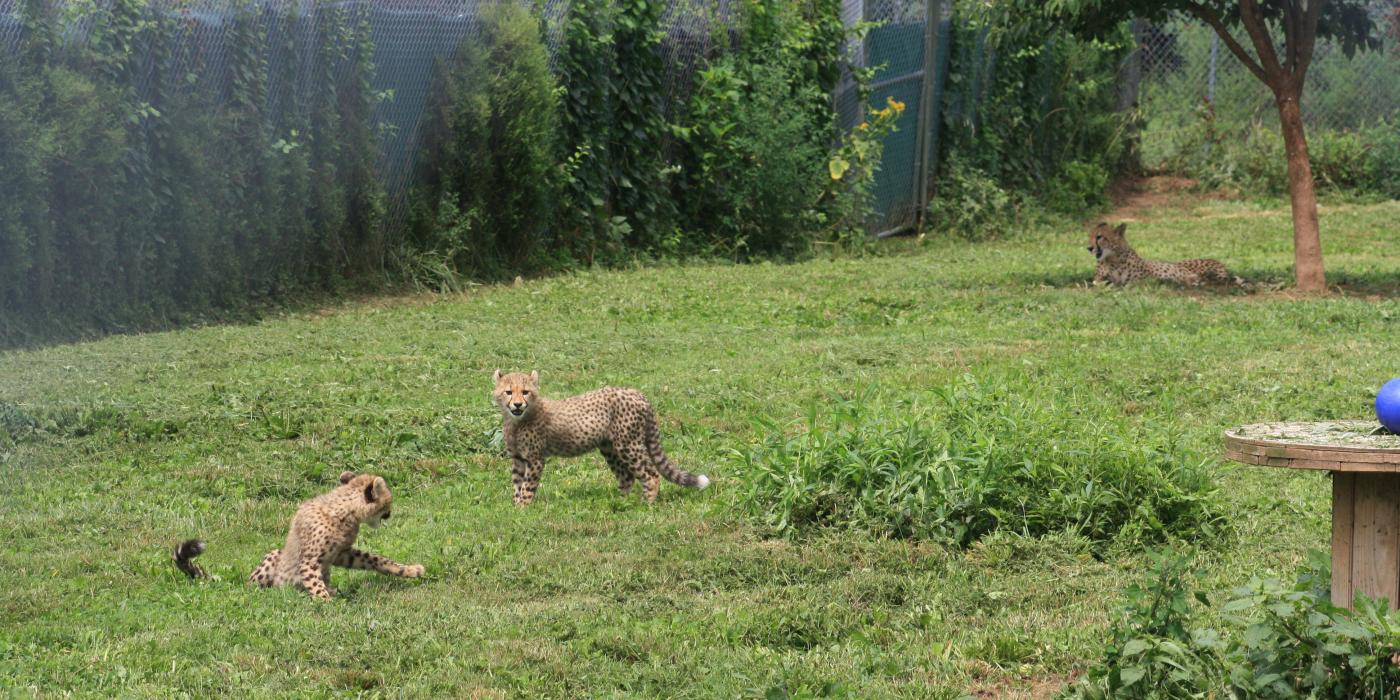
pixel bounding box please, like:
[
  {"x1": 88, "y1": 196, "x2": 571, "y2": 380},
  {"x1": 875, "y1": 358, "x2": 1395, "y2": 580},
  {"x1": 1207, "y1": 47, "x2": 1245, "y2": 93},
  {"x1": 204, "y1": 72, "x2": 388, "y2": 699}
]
[{"x1": 1224, "y1": 421, "x2": 1400, "y2": 609}]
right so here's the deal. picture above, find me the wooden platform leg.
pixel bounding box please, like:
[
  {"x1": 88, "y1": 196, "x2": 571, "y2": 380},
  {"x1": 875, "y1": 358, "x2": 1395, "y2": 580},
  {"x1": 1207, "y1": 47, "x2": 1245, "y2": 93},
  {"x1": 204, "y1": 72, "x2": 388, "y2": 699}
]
[
  {"x1": 1344, "y1": 472, "x2": 1400, "y2": 609},
  {"x1": 1332, "y1": 471, "x2": 1355, "y2": 608}
]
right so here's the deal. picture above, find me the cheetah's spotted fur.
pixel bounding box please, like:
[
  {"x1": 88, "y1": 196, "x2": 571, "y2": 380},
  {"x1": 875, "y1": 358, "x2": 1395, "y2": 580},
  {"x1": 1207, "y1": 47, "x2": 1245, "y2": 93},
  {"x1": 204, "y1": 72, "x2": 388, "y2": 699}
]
[
  {"x1": 1089, "y1": 222, "x2": 1242, "y2": 287},
  {"x1": 493, "y1": 370, "x2": 710, "y2": 506},
  {"x1": 174, "y1": 471, "x2": 424, "y2": 600}
]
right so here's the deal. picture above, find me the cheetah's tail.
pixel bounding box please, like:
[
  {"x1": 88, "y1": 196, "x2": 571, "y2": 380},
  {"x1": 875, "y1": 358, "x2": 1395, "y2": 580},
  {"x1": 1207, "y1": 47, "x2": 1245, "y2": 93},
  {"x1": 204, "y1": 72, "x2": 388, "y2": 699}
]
[
  {"x1": 173, "y1": 539, "x2": 209, "y2": 579},
  {"x1": 644, "y1": 415, "x2": 710, "y2": 490},
  {"x1": 657, "y1": 457, "x2": 711, "y2": 490}
]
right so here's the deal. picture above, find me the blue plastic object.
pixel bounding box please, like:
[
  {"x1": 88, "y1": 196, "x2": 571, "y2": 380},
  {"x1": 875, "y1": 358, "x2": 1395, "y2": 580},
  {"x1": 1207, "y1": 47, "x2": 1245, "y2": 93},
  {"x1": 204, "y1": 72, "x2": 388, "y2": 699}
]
[{"x1": 1377, "y1": 378, "x2": 1400, "y2": 433}]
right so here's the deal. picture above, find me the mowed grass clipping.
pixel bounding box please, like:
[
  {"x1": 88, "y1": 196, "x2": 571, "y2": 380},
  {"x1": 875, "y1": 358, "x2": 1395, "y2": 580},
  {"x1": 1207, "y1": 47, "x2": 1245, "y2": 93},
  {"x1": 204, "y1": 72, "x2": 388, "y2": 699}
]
[{"x1": 2, "y1": 197, "x2": 1399, "y2": 698}]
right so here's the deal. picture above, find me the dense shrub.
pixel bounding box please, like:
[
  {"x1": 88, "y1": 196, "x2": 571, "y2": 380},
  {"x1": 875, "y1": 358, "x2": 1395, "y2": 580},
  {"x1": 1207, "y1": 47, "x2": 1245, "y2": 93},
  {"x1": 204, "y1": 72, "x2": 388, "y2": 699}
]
[
  {"x1": 1194, "y1": 121, "x2": 1400, "y2": 197},
  {"x1": 1043, "y1": 160, "x2": 1113, "y2": 213},
  {"x1": 0, "y1": 68, "x2": 46, "y2": 320},
  {"x1": 408, "y1": 2, "x2": 560, "y2": 280},
  {"x1": 672, "y1": 58, "x2": 833, "y2": 257},
  {"x1": 408, "y1": 0, "x2": 886, "y2": 271},
  {"x1": 546, "y1": 0, "x2": 862, "y2": 261},
  {"x1": 1361, "y1": 122, "x2": 1400, "y2": 197},
  {"x1": 1070, "y1": 553, "x2": 1400, "y2": 699},
  {"x1": 927, "y1": 2, "x2": 1131, "y2": 229},
  {"x1": 554, "y1": 0, "x2": 675, "y2": 263},
  {"x1": 1200, "y1": 122, "x2": 1288, "y2": 194},
  {"x1": 555, "y1": 0, "x2": 617, "y2": 262},
  {"x1": 609, "y1": 0, "x2": 676, "y2": 251},
  {"x1": 671, "y1": 0, "x2": 883, "y2": 257},
  {"x1": 925, "y1": 157, "x2": 1017, "y2": 239},
  {"x1": 733, "y1": 377, "x2": 1225, "y2": 549}
]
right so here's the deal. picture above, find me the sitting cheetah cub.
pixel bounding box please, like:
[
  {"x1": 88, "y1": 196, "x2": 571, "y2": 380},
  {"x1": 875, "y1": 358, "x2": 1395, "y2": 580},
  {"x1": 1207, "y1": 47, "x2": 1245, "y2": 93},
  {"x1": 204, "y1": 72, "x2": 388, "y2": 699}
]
[
  {"x1": 1089, "y1": 222, "x2": 1242, "y2": 287},
  {"x1": 493, "y1": 370, "x2": 710, "y2": 505},
  {"x1": 173, "y1": 471, "x2": 425, "y2": 600}
]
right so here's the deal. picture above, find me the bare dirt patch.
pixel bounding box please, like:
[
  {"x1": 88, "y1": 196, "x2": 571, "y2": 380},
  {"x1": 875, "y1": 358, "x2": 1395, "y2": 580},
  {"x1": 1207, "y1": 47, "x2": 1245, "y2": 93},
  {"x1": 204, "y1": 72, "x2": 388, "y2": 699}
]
[
  {"x1": 1104, "y1": 175, "x2": 1235, "y2": 223},
  {"x1": 968, "y1": 673, "x2": 1075, "y2": 699}
]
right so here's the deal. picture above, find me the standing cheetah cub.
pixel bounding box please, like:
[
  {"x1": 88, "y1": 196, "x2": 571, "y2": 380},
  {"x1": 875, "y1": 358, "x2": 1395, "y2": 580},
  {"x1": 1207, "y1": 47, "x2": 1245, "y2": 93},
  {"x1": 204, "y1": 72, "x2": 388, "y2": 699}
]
[
  {"x1": 173, "y1": 471, "x2": 425, "y2": 600},
  {"x1": 493, "y1": 370, "x2": 710, "y2": 505},
  {"x1": 1089, "y1": 222, "x2": 1243, "y2": 287}
]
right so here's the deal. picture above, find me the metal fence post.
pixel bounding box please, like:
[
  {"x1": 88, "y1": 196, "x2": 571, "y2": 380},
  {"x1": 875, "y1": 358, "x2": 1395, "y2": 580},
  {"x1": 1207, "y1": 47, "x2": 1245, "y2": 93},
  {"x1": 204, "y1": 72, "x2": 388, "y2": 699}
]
[
  {"x1": 1204, "y1": 32, "x2": 1218, "y2": 159},
  {"x1": 1115, "y1": 18, "x2": 1144, "y2": 172},
  {"x1": 1117, "y1": 19, "x2": 1143, "y2": 113},
  {"x1": 913, "y1": 0, "x2": 945, "y2": 233}
]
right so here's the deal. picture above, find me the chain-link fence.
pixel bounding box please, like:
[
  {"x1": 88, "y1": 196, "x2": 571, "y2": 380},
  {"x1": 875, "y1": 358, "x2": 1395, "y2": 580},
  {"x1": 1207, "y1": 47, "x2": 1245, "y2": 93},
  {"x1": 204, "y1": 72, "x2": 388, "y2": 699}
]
[
  {"x1": 6, "y1": 0, "x2": 1384, "y2": 243},
  {"x1": 373, "y1": 0, "x2": 736, "y2": 208},
  {"x1": 0, "y1": 0, "x2": 737, "y2": 232},
  {"x1": 1136, "y1": 11, "x2": 1400, "y2": 169},
  {"x1": 837, "y1": 0, "x2": 947, "y2": 235},
  {"x1": 0, "y1": 0, "x2": 949, "y2": 237}
]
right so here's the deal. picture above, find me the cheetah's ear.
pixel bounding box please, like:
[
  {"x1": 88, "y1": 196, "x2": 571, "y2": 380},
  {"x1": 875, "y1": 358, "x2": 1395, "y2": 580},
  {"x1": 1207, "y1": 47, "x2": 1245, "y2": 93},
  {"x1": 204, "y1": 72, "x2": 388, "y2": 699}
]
[
  {"x1": 338, "y1": 471, "x2": 356, "y2": 485},
  {"x1": 1114, "y1": 223, "x2": 1127, "y2": 236},
  {"x1": 364, "y1": 476, "x2": 389, "y2": 503},
  {"x1": 529, "y1": 370, "x2": 538, "y2": 383},
  {"x1": 492, "y1": 369, "x2": 502, "y2": 384}
]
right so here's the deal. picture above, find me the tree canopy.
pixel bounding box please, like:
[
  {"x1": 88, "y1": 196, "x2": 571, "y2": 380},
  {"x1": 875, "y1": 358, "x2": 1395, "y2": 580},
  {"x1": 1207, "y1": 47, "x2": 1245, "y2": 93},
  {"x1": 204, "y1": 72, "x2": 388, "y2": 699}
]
[{"x1": 992, "y1": 0, "x2": 1382, "y2": 85}]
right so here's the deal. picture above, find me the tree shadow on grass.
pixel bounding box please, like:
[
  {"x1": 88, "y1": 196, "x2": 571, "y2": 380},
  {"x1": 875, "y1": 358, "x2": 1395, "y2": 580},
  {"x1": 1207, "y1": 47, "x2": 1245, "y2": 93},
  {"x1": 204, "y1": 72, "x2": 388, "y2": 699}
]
[
  {"x1": 946, "y1": 267, "x2": 1258, "y2": 294},
  {"x1": 957, "y1": 266, "x2": 1400, "y2": 299},
  {"x1": 1324, "y1": 271, "x2": 1400, "y2": 298},
  {"x1": 0, "y1": 282, "x2": 432, "y2": 353}
]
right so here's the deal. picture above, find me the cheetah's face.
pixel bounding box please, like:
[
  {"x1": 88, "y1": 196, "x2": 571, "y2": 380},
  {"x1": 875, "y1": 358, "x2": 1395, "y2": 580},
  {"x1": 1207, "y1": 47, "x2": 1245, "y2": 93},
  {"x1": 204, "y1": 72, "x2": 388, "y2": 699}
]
[
  {"x1": 1088, "y1": 222, "x2": 1128, "y2": 261},
  {"x1": 340, "y1": 471, "x2": 393, "y2": 527},
  {"x1": 492, "y1": 370, "x2": 540, "y2": 420}
]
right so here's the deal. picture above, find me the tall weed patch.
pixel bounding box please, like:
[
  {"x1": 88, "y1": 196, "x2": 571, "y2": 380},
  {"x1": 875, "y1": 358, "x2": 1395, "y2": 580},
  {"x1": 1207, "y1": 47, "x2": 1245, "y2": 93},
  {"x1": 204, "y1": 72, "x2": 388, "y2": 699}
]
[
  {"x1": 1191, "y1": 120, "x2": 1400, "y2": 197},
  {"x1": 1070, "y1": 553, "x2": 1400, "y2": 699},
  {"x1": 734, "y1": 377, "x2": 1225, "y2": 549}
]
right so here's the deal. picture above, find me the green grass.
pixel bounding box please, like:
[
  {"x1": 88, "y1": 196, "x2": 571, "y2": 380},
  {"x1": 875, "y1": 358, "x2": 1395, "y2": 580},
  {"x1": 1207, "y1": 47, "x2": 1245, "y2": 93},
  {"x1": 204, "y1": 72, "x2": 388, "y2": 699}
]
[
  {"x1": 2, "y1": 196, "x2": 1399, "y2": 698},
  {"x1": 734, "y1": 378, "x2": 1226, "y2": 549}
]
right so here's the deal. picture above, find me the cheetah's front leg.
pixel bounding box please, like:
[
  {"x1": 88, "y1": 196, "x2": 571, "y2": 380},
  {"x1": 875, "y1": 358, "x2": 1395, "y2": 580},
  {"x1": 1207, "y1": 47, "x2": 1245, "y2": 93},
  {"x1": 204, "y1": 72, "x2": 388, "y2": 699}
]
[
  {"x1": 335, "y1": 548, "x2": 425, "y2": 578},
  {"x1": 513, "y1": 455, "x2": 545, "y2": 506}
]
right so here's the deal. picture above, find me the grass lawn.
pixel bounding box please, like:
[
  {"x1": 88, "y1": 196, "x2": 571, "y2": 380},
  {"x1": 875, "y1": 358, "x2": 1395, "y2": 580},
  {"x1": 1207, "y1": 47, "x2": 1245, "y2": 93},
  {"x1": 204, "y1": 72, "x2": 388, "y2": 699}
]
[{"x1": 3, "y1": 194, "x2": 1399, "y2": 698}]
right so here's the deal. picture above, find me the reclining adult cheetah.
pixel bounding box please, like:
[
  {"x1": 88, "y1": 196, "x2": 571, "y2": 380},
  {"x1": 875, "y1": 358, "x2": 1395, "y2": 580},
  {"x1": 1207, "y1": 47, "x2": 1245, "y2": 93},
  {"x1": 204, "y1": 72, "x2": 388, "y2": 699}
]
[
  {"x1": 492, "y1": 370, "x2": 710, "y2": 505},
  {"x1": 1088, "y1": 222, "x2": 1243, "y2": 287},
  {"x1": 173, "y1": 471, "x2": 424, "y2": 600}
]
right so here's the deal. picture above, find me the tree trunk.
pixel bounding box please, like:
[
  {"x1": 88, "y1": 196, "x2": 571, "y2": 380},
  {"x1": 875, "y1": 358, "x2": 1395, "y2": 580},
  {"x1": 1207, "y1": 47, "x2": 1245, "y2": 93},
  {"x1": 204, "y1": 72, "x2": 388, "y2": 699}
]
[{"x1": 1275, "y1": 86, "x2": 1326, "y2": 292}]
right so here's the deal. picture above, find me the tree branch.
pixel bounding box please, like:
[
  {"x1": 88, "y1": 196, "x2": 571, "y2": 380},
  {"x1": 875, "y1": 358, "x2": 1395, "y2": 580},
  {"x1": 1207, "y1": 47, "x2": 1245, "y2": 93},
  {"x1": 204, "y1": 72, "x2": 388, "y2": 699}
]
[
  {"x1": 1283, "y1": 0, "x2": 1301, "y2": 73},
  {"x1": 1182, "y1": 2, "x2": 1270, "y2": 85},
  {"x1": 1238, "y1": 0, "x2": 1287, "y2": 82},
  {"x1": 1296, "y1": 0, "x2": 1327, "y2": 83}
]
